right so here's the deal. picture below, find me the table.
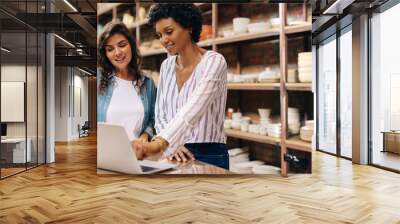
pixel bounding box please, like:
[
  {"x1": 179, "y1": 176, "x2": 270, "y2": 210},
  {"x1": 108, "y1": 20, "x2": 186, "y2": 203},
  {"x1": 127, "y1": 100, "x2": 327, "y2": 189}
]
[
  {"x1": 97, "y1": 159, "x2": 232, "y2": 175},
  {"x1": 381, "y1": 131, "x2": 400, "y2": 154},
  {"x1": 1, "y1": 138, "x2": 31, "y2": 164}
]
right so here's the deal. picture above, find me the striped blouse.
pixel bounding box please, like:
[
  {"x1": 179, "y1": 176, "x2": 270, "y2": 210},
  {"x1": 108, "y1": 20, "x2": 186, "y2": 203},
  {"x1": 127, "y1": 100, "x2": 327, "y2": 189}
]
[{"x1": 155, "y1": 50, "x2": 228, "y2": 157}]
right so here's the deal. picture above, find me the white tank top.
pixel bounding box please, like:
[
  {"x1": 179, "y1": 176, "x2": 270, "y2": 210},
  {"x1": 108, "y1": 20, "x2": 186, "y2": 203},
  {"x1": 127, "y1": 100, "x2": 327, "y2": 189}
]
[{"x1": 106, "y1": 76, "x2": 144, "y2": 141}]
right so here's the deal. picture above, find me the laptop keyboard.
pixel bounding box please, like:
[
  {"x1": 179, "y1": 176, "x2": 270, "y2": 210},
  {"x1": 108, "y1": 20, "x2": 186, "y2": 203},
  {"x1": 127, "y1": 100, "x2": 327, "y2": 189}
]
[{"x1": 140, "y1": 165, "x2": 158, "y2": 172}]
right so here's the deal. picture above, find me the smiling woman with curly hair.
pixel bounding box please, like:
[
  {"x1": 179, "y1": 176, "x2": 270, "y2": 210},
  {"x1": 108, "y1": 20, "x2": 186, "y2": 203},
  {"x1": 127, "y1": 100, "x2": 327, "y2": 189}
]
[{"x1": 132, "y1": 4, "x2": 229, "y2": 169}]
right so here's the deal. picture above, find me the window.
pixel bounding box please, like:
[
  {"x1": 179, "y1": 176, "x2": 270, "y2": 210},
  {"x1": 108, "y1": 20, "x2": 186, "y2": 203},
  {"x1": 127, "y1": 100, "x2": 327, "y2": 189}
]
[
  {"x1": 339, "y1": 27, "x2": 352, "y2": 158},
  {"x1": 317, "y1": 35, "x2": 337, "y2": 154},
  {"x1": 370, "y1": 2, "x2": 400, "y2": 171}
]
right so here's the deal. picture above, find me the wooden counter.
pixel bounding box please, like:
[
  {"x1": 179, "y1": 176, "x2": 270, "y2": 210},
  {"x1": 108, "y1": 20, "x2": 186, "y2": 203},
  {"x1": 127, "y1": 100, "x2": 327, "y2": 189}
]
[{"x1": 97, "y1": 159, "x2": 232, "y2": 175}]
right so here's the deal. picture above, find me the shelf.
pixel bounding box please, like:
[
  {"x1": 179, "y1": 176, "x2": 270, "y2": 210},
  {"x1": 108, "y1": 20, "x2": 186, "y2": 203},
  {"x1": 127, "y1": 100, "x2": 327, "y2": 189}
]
[
  {"x1": 141, "y1": 39, "x2": 212, "y2": 57},
  {"x1": 198, "y1": 39, "x2": 214, "y2": 47},
  {"x1": 214, "y1": 29, "x2": 280, "y2": 45},
  {"x1": 227, "y1": 83, "x2": 280, "y2": 90},
  {"x1": 284, "y1": 24, "x2": 312, "y2": 34},
  {"x1": 127, "y1": 19, "x2": 150, "y2": 29},
  {"x1": 224, "y1": 129, "x2": 281, "y2": 146},
  {"x1": 141, "y1": 48, "x2": 166, "y2": 57},
  {"x1": 139, "y1": 24, "x2": 311, "y2": 57},
  {"x1": 286, "y1": 83, "x2": 312, "y2": 91},
  {"x1": 286, "y1": 136, "x2": 311, "y2": 152}
]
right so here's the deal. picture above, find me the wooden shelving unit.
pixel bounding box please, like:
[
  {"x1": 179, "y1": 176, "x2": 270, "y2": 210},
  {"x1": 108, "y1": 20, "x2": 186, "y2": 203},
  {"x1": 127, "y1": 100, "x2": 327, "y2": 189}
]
[
  {"x1": 127, "y1": 19, "x2": 149, "y2": 30},
  {"x1": 286, "y1": 83, "x2": 312, "y2": 91},
  {"x1": 227, "y1": 83, "x2": 281, "y2": 91},
  {"x1": 98, "y1": 2, "x2": 313, "y2": 176},
  {"x1": 286, "y1": 136, "x2": 312, "y2": 152},
  {"x1": 224, "y1": 129, "x2": 281, "y2": 146},
  {"x1": 141, "y1": 48, "x2": 166, "y2": 57}
]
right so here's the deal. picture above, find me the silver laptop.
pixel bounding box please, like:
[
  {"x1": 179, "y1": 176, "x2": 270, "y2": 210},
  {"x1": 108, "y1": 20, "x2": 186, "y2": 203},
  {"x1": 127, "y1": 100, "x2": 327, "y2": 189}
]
[{"x1": 97, "y1": 123, "x2": 175, "y2": 174}]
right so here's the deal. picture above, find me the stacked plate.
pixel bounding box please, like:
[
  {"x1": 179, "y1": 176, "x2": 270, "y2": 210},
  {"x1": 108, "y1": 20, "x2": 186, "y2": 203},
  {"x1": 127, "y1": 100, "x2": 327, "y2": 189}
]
[
  {"x1": 231, "y1": 160, "x2": 265, "y2": 174},
  {"x1": 287, "y1": 68, "x2": 298, "y2": 83},
  {"x1": 267, "y1": 123, "x2": 281, "y2": 138},
  {"x1": 298, "y1": 52, "x2": 312, "y2": 83},
  {"x1": 248, "y1": 22, "x2": 269, "y2": 33},
  {"x1": 252, "y1": 164, "x2": 280, "y2": 174},
  {"x1": 228, "y1": 147, "x2": 250, "y2": 170},
  {"x1": 258, "y1": 68, "x2": 280, "y2": 83},
  {"x1": 300, "y1": 120, "x2": 314, "y2": 142},
  {"x1": 288, "y1": 107, "x2": 301, "y2": 135}
]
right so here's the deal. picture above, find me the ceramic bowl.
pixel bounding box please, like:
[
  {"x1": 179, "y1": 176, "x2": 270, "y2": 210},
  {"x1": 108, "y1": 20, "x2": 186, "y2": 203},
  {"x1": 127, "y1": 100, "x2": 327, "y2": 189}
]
[
  {"x1": 232, "y1": 112, "x2": 242, "y2": 121},
  {"x1": 270, "y1": 18, "x2": 280, "y2": 27},
  {"x1": 248, "y1": 22, "x2": 269, "y2": 33},
  {"x1": 223, "y1": 30, "x2": 234, "y2": 37},
  {"x1": 232, "y1": 120, "x2": 242, "y2": 130},
  {"x1": 224, "y1": 119, "x2": 232, "y2": 129},
  {"x1": 233, "y1": 17, "x2": 250, "y2": 34},
  {"x1": 241, "y1": 123, "x2": 249, "y2": 132},
  {"x1": 258, "y1": 108, "x2": 271, "y2": 119},
  {"x1": 259, "y1": 126, "x2": 268, "y2": 135}
]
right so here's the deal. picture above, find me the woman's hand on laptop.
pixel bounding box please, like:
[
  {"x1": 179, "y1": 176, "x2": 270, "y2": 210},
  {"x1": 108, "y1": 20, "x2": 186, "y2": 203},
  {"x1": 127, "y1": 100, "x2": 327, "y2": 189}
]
[
  {"x1": 168, "y1": 146, "x2": 195, "y2": 162},
  {"x1": 131, "y1": 140, "x2": 145, "y2": 160}
]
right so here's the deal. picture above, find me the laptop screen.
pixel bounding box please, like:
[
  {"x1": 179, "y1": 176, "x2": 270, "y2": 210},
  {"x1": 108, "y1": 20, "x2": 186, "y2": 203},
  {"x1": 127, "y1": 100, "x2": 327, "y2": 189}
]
[{"x1": 140, "y1": 165, "x2": 158, "y2": 173}]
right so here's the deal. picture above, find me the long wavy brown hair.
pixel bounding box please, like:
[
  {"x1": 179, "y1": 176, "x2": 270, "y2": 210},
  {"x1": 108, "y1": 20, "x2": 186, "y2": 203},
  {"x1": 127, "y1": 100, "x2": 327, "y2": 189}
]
[{"x1": 98, "y1": 21, "x2": 142, "y2": 94}]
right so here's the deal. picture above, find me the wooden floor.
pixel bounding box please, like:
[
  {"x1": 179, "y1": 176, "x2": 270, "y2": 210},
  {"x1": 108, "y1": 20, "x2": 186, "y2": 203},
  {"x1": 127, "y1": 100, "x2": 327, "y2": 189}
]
[
  {"x1": 372, "y1": 150, "x2": 400, "y2": 171},
  {"x1": 1, "y1": 135, "x2": 400, "y2": 223}
]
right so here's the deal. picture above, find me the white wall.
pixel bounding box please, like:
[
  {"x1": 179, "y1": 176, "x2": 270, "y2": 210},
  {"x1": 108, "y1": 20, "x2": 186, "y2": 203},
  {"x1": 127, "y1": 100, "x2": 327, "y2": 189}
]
[{"x1": 55, "y1": 67, "x2": 89, "y2": 141}]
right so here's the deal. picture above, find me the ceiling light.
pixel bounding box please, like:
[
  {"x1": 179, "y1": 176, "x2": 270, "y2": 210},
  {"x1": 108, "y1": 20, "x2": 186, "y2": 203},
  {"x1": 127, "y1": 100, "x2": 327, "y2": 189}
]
[
  {"x1": 54, "y1": 34, "x2": 75, "y2": 48},
  {"x1": 63, "y1": 0, "x2": 78, "y2": 12},
  {"x1": 1, "y1": 47, "x2": 11, "y2": 53}
]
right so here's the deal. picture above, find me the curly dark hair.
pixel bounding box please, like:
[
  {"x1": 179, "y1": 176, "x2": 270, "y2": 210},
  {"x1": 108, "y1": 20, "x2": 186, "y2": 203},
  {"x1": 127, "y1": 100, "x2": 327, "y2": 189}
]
[
  {"x1": 98, "y1": 21, "x2": 142, "y2": 94},
  {"x1": 148, "y1": 3, "x2": 203, "y2": 43}
]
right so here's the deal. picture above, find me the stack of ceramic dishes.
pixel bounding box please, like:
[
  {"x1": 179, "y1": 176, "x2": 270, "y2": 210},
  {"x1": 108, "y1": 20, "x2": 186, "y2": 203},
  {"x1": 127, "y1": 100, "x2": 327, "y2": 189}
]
[
  {"x1": 298, "y1": 52, "x2": 312, "y2": 83},
  {"x1": 233, "y1": 17, "x2": 250, "y2": 34},
  {"x1": 228, "y1": 147, "x2": 249, "y2": 169},
  {"x1": 248, "y1": 22, "x2": 269, "y2": 33},
  {"x1": 288, "y1": 107, "x2": 301, "y2": 135},
  {"x1": 231, "y1": 112, "x2": 242, "y2": 130},
  {"x1": 287, "y1": 68, "x2": 298, "y2": 83},
  {"x1": 267, "y1": 123, "x2": 281, "y2": 138},
  {"x1": 258, "y1": 68, "x2": 280, "y2": 83},
  {"x1": 231, "y1": 160, "x2": 265, "y2": 174},
  {"x1": 252, "y1": 164, "x2": 280, "y2": 174},
  {"x1": 240, "y1": 116, "x2": 251, "y2": 132},
  {"x1": 241, "y1": 74, "x2": 259, "y2": 83},
  {"x1": 270, "y1": 18, "x2": 280, "y2": 28},
  {"x1": 258, "y1": 108, "x2": 271, "y2": 136},
  {"x1": 300, "y1": 120, "x2": 314, "y2": 142}
]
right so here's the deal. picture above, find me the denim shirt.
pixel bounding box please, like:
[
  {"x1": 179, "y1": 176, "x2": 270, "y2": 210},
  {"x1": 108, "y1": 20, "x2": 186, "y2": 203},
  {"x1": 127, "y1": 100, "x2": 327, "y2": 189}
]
[{"x1": 97, "y1": 70, "x2": 156, "y2": 139}]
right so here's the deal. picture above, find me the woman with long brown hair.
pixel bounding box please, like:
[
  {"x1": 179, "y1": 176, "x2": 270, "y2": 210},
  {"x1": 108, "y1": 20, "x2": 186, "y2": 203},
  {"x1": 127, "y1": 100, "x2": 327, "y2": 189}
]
[{"x1": 97, "y1": 21, "x2": 156, "y2": 146}]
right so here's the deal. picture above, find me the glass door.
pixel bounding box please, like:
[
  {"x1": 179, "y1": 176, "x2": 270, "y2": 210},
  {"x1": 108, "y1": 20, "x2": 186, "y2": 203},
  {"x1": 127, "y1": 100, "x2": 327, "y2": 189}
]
[
  {"x1": 317, "y1": 35, "x2": 337, "y2": 155},
  {"x1": 339, "y1": 26, "x2": 352, "y2": 159},
  {"x1": 370, "y1": 2, "x2": 400, "y2": 171}
]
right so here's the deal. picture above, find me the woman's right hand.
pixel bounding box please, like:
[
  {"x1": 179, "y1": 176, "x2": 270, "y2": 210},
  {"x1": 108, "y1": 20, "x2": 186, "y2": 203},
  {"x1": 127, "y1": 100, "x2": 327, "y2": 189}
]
[{"x1": 168, "y1": 146, "x2": 195, "y2": 162}]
